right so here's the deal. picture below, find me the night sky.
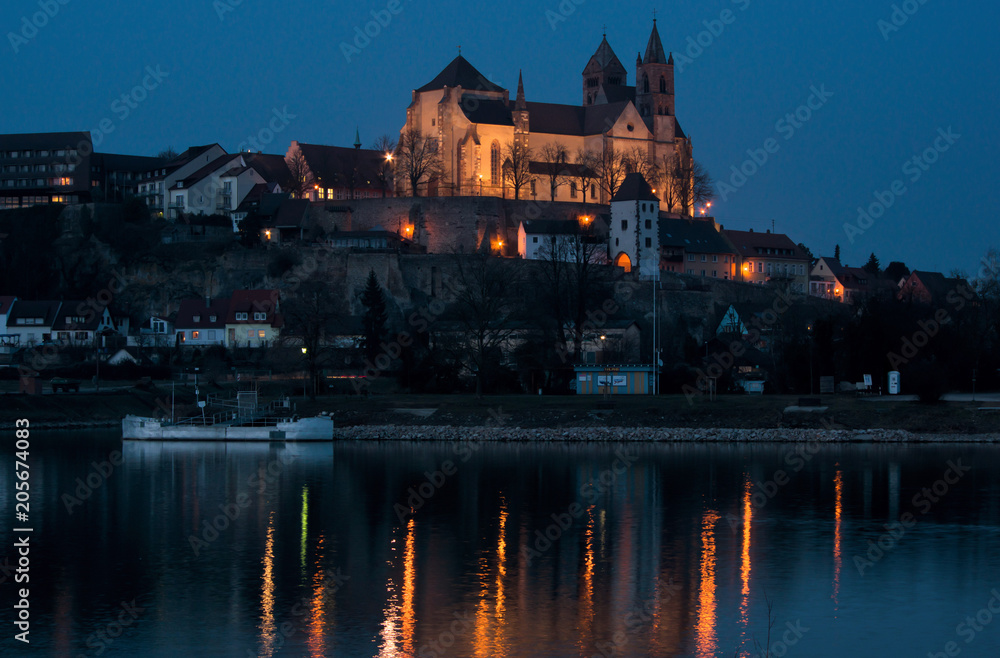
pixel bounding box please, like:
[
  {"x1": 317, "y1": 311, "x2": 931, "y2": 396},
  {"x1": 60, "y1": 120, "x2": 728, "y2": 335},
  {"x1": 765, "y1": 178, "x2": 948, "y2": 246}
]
[{"x1": 3, "y1": 0, "x2": 996, "y2": 273}]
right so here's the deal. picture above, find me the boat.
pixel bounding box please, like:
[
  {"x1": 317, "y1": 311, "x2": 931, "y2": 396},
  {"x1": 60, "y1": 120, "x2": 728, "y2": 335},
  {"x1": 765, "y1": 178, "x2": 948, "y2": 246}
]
[{"x1": 122, "y1": 380, "x2": 334, "y2": 441}]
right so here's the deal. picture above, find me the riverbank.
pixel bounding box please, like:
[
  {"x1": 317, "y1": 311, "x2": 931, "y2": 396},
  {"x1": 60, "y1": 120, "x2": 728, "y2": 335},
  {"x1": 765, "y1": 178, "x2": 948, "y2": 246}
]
[{"x1": 6, "y1": 388, "x2": 1000, "y2": 436}]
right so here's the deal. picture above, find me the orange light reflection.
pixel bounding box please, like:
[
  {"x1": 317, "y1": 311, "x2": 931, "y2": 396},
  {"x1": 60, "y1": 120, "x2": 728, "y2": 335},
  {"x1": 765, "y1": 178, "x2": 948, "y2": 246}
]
[
  {"x1": 695, "y1": 510, "x2": 719, "y2": 658},
  {"x1": 739, "y1": 479, "x2": 752, "y2": 628},
  {"x1": 833, "y1": 469, "x2": 843, "y2": 609},
  {"x1": 259, "y1": 512, "x2": 277, "y2": 658},
  {"x1": 402, "y1": 519, "x2": 417, "y2": 655},
  {"x1": 306, "y1": 535, "x2": 327, "y2": 657}
]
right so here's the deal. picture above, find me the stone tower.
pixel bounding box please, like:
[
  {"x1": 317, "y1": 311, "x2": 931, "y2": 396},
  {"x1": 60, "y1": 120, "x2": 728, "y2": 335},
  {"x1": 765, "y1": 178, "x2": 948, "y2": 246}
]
[
  {"x1": 635, "y1": 20, "x2": 675, "y2": 129},
  {"x1": 582, "y1": 34, "x2": 627, "y2": 106}
]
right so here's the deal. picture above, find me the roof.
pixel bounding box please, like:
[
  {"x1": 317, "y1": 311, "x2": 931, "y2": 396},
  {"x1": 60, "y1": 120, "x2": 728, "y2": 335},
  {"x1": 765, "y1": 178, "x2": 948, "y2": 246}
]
[
  {"x1": 234, "y1": 183, "x2": 272, "y2": 213},
  {"x1": 599, "y1": 84, "x2": 636, "y2": 104},
  {"x1": 612, "y1": 173, "x2": 659, "y2": 202},
  {"x1": 227, "y1": 290, "x2": 280, "y2": 325},
  {"x1": 294, "y1": 143, "x2": 386, "y2": 190},
  {"x1": 242, "y1": 152, "x2": 293, "y2": 188},
  {"x1": 0, "y1": 131, "x2": 92, "y2": 150},
  {"x1": 91, "y1": 152, "x2": 165, "y2": 172},
  {"x1": 417, "y1": 55, "x2": 505, "y2": 93},
  {"x1": 583, "y1": 36, "x2": 626, "y2": 75},
  {"x1": 461, "y1": 98, "x2": 514, "y2": 126},
  {"x1": 266, "y1": 198, "x2": 310, "y2": 227},
  {"x1": 906, "y1": 271, "x2": 966, "y2": 301},
  {"x1": 174, "y1": 154, "x2": 241, "y2": 188},
  {"x1": 6, "y1": 300, "x2": 62, "y2": 327},
  {"x1": 643, "y1": 22, "x2": 668, "y2": 64},
  {"x1": 53, "y1": 301, "x2": 106, "y2": 331},
  {"x1": 722, "y1": 229, "x2": 809, "y2": 261},
  {"x1": 0, "y1": 296, "x2": 15, "y2": 315},
  {"x1": 520, "y1": 219, "x2": 581, "y2": 236},
  {"x1": 659, "y1": 218, "x2": 736, "y2": 254},
  {"x1": 174, "y1": 298, "x2": 230, "y2": 329}
]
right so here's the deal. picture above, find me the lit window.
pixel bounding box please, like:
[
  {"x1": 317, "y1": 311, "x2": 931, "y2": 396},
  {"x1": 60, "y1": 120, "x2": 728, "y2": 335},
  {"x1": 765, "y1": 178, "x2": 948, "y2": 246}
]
[
  {"x1": 192, "y1": 331, "x2": 200, "y2": 340},
  {"x1": 258, "y1": 330, "x2": 265, "y2": 339},
  {"x1": 247, "y1": 329, "x2": 254, "y2": 338}
]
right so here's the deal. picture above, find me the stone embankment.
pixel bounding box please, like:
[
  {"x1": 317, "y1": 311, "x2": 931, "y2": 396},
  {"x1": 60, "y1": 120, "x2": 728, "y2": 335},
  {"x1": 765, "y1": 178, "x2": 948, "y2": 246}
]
[{"x1": 334, "y1": 425, "x2": 999, "y2": 443}]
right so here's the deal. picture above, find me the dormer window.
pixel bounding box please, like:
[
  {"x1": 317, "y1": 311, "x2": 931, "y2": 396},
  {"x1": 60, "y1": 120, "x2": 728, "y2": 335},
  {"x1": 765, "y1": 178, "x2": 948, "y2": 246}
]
[
  {"x1": 253, "y1": 312, "x2": 266, "y2": 321},
  {"x1": 236, "y1": 312, "x2": 248, "y2": 321},
  {"x1": 193, "y1": 315, "x2": 200, "y2": 323},
  {"x1": 209, "y1": 315, "x2": 217, "y2": 322}
]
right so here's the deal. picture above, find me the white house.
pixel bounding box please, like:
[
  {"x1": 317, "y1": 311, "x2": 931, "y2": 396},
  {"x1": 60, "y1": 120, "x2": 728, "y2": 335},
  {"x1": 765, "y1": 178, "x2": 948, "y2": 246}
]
[
  {"x1": 609, "y1": 173, "x2": 661, "y2": 278},
  {"x1": 174, "y1": 298, "x2": 229, "y2": 347},
  {"x1": 134, "y1": 316, "x2": 174, "y2": 348},
  {"x1": 166, "y1": 154, "x2": 268, "y2": 221},
  {"x1": 225, "y1": 290, "x2": 281, "y2": 349},
  {"x1": 5, "y1": 300, "x2": 62, "y2": 347},
  {"x1": 52, "y1": 301, "x2": 115, "y2": 345},
  {"x1": 137, "y1": 144, "x2": 228, "y2": 219},
  {"x1": 518, "y1": 218, "x2": 605, "y2": 262}
]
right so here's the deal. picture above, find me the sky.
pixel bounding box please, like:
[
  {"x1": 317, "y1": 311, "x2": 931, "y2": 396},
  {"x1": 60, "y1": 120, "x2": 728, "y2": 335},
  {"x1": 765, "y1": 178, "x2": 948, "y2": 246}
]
[{"x1": 2, "y1": 0, "x2": 997, "y2": 274}]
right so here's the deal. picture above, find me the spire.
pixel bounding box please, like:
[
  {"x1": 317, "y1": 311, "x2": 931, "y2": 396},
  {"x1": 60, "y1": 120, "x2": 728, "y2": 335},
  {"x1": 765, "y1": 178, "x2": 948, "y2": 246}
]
[
  {"x1": 668, "y1": 51, "x2": 673, "y2": 65},
  {"x1": 515, "y1": 70, "x2": 526, "y2": 111},
  {"x1": 643, "y1": 20, "x2": 667, "y2": 64},
  {"x1": 353, "y1": 127, "x2": 361, "y2": 149}
]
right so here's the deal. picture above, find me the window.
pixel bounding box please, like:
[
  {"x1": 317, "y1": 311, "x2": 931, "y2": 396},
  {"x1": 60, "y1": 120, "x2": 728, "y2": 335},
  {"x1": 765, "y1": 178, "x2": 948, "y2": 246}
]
[
  {"x1": 570, "y1": 182, "x2": 577, "y2": 198},
  {"x1": 491, "y1": 141, "x2": 501, "y2": 185},
  {"x1": 659, "y1": 76, "x2": 667, "y2": 93},
  {"x1": 152, "y1": 321, "x2": 165, "y2": 333},
  {"x1": 253, "y1": 312, "x2": 266, "y2": 321},
  {"x1": 645, "y1": 219, "x2": 651, "y2": 230},
  {"x1": 590, "y1": 184, "x2": 596, "y2": 199},
  {"x1": 701, "y1": 255, "x2": 707, "y2": 262},
  {"x1": 645, "y1": 237, "x2": 652, "y2": 248},
  {"x1": 208, "y1": 330, "x2": 216, "y2": 340},
  {"x1": 758, "y1": 263, "x2": 763, "y2": 273},
  {"x1": 532, "y1": 236, "x2": 538, "y2": 243},
  {"x1": 192, "y1": 331, "x2": 200, "y2": 340},
  {"x1": 701, "y1": 270, "x2": 706, "y2": 277},
  {"x1": 258, "y1": 330, "x2": 266, "y2": 339},
  {"x1": 621, "y1": 220, "x2": 628, "y2": 231},
  {"x1": 247, "y1": 329, "x2": 254, "y2": 339},
  {"x1": 713, "y1": 255, "x2": 718, "y2": 263},
  {"x1": 530, "y1": 179, "x2": 536, "y2": 196},
  {"x1": 641, "y1": 203, "x2": 646, "y2": 212},
  {"x1": 318, "y1": 188, "x2": 326, "y2": 199},
  {"x1": 235, "y1": 312, "x2": 248, "y2": 321},
  {"x1": 712, "y1": 270, "x2": 718, "y2": 278},
  {"x1": 209, "y1": 315, "x2": 216, "y2": 323},
  {"x1": 687, "y1": 254, "x2": 695, "y2": 262},
  {"x1": 192, "y1": 315, "x2": 200, "y2": 323}
]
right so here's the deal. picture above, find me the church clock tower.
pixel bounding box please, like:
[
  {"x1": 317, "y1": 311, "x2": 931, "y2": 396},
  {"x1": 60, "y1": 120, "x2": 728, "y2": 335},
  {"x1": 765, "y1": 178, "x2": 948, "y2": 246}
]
[{"x1": 635, "y1": 19, "x2": 675, "y2": 129}]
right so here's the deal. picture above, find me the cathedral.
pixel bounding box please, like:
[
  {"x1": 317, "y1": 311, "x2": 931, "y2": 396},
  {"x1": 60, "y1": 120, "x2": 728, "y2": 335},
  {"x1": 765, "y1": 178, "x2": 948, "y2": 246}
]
[{"x1": 399, "y1": 21, "x2": 691, "y2": 209}]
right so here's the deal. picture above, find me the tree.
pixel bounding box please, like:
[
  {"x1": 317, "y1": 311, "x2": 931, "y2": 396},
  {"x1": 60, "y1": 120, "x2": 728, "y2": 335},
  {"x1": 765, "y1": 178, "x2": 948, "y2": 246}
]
[
  {"x1": 372, "y1": 134, "x2": 397, "y2": 198},
  {"x1": 157, "y1": 147, "x2": 179, "y2": 161},
  {"x1": 360, "y1": 269, "x2": 388, "y2": 365},
  {"x1": 285, "y1": 149, "x2": 311, "y2": 198},
  {"x1": 592, "y1": 144, "x2": 629, "y2": 201},
  {"x1": 449, "y1": 254, "x2": 524, "y2": 396},
  {"x1": 280, "y1": 276, "x2": 344, "y2": 399},
  {"x1": 883, "y1": 261, "x2": 910, "y2": 282},
  {"x1": 659, "y1": 152, "x2": 714, "y2": 216},
  {"x1": 622, "y1": 145, "x2": 658, "y2": 184},
  {"x1": 397, "y1": 128, "x2": 442, "y2": 197},
  {"x1": 797, "y1": 243, "x2": 815, "y2": 265},
  {"x1": 502, "y1": 139, "x2": 533, "y2": 200},
  {"x1": 574, "y1": 149, "x2": 600, "y2": 201},
  {"x1": 863, "y1": 253, "x2": 881, "y2": 275},
  {"x1": 537, "y1": 143, "x2": 570, "y2": 201},
  {"x1": 834, "y1": 244, "x2": 841, "y2": 261}
]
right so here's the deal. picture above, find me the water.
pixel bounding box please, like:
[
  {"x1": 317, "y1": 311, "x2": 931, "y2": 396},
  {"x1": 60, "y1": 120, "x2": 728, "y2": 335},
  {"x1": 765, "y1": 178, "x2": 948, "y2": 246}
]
[{"x1": 2, "y1": 432, "x2": 1000, "y2": 657}]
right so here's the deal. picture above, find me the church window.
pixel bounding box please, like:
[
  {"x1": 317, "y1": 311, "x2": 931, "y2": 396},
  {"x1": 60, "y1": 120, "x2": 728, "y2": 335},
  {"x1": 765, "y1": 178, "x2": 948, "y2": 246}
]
[
  {"x1": 431, "y1": 119, "x2": 435, "y2": 126},
  {"x1": 590, "y1": 184, "x2": 596, "y2": 199},
  {"x1": 643, "y1": 76, "x2": 649, "y2": 93},
  {"x1": 660, "y1": 76, "x2": 667, "y2": 93},
  {"x1": 490, "y1": 141, "x2": 501, "y2": 185},
  {"x1": 587, "y1": 94, "x2": 592, "y2": 105},
  {"x1": 530, "y1": 179, "x2": 536, "y2": 196},
  {"x1": 570, "y1": 182, "x2": 577, "y2": 198}
]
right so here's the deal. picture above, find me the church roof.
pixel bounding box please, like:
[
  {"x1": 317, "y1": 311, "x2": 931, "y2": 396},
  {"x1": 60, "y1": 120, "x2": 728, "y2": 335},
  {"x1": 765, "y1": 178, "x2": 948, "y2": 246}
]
[
  {"x1": 417, "y1": 55, "x2": 504, "y2": 93},
  {"x1": 612, "y1": 173, "x2": 659, "y2": 202},
  {"x1": 643, "y1": 22, "x2": 668, "y2": 64},
  {"x1": 460, "y1": 96, "x2": 634, "y2": 138},
  {"x1": 583, "y1": 36, "x2": 626, "y2": 74},
  {"x1": 599, "y1": 84, "x2": 636, "y2": 104},
  {"x1": 462, "y1": 97, "x2": 514, "y2": 126}
]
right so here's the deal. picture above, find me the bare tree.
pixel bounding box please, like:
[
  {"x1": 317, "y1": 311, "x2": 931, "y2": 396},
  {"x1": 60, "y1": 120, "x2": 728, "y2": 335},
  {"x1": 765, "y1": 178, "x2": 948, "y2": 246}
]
[
  {"x1": 372, "y1": 134, "x2": 397, "y2": 198},
  {"x1": 284, "y1": 149, "x2": 312, "y2": 198},
  {"x1": 397, "y1": 128, "x2": 442, "y2": 197},
  {"x1": 502, "y1": 140, "x2": 533, "y2": 201},
  {"x1": 659, "y1": 152, "x2": 714, "y2": 217},
  {"x1": 593, "y1": 144, "x2": 629, "y2": 201},
  {"x1": 537, "y1": 143, "x2": 570, "y2": 201},
  {"x1": 279, "y1": 275, "x2": 345, "y2": 399},
  {"x1": 157, "y1": 147, "x2": 179, "y2": 161},
  {"x1": 449, "y1": 254, "x2": 524, "y2": 396},
  {"x1": 574, "y1": 149, "x2": 600, "y2": 202},
  {"x1": 622, "y1": 145, "x2": 658, "y2": 185}
]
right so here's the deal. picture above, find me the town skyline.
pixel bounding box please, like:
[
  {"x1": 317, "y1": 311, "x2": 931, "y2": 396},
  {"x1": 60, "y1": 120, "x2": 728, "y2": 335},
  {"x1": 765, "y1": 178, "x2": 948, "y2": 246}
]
[{"x1": 3, "y1": 0, "x2": 996, "y2": 274}]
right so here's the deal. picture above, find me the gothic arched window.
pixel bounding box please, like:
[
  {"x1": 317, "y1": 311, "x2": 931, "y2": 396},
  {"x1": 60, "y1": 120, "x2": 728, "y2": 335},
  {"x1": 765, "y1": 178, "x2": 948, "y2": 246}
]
[
  {"x1": 659, "y1": 76, "x2": 667, "y2": 93},
  {"x1": 643, "y1": 76, "x2": 649, "y2": 93},
  {"x1": 490, "y1": 141, "x2": 501, "y2": 186}
]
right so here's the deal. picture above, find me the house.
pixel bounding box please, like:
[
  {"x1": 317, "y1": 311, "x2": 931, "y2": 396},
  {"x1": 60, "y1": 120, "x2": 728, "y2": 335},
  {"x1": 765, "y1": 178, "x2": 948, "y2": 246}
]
[
  {"x1": 225, "y1": 290, "x2": 282, "y2": 349},
  {"x1": 609, "y1": 173, "x2": 661, "y2": 277},
  {"x1": 570, "y1": 319, "x2": 643, "y2": 364},
  {"x1": 0, "y1": 296, "x2": 18, "y2": 352},
  {"x1": 897, "y1": 270, "x2": 968, "y2": 306},
  {"x1": 52, "y1": 301, "x2": 115, "y2": 346},
  {"x1": 325, "y1": 227, "x2": 425, "y2": 253},
  {"x1": 136, "y1": 316, "x2": 174, "y2": 348},
  {"x1": 723, "y1": 229, "x2": 811, "y2": 293},
  {"x1": 90, "y1": 152, "x2": 166, "y2": 202},
  {"x1": 0, "y1": 131, "x2": 94, "y2": 209},
  {"x1": 259, "y1": 198, "x2": 311, "y2": 244},
  {"x1": 136, "y1": 144, "x2": 228, "y2": 219},
  {"x1": 174, "y1": 297, "x2": 229, "y2": 347},
  {"x1": 5, "y1": 300, "x2": 62, "y2": 347},
  {"x1": 165, "y1": 153, "x2": 268, "y2": 221},
  {"x1": 286, "y1": 139, "x2": 394, "y2": 201},
  {"x1": 518, "y1": 217, "x2": 604, "y2": 262},
  {"x1": 659, "y1": 217, "x2": 739, "y2": 278},
  {"x1": 809, "y1": 257, "x2": 871, "y2": 303}
]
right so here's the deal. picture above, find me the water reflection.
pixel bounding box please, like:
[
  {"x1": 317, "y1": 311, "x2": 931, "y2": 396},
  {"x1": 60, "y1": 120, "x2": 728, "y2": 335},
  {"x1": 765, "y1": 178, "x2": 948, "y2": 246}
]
[{"x1": 4, "y1": 436, "x2": 1000, "y2": 658}]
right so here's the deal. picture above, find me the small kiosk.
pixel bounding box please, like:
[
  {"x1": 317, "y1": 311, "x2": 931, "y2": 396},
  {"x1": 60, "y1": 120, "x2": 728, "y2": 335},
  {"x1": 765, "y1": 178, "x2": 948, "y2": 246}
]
[{"x1": 573, "y1": 365, "x2": 655, "y2": 395}]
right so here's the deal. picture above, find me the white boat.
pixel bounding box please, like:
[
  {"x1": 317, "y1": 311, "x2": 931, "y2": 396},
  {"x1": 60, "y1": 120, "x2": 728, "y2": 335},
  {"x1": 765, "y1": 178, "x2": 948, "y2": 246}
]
[{"x1": 122, "y1": 381, "x2": 334, "y2": 441}]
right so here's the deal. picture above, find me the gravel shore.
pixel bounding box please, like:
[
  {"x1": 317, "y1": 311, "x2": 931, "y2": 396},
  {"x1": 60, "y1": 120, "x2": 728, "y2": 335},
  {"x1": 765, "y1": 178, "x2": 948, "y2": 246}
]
[{"x1": 334, "y1": 425, "x2": 1000, "y2": 443}]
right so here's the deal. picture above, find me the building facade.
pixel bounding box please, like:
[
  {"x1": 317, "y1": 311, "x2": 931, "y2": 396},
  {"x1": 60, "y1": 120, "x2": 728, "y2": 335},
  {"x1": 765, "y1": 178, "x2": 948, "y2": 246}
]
[
  {"x1": 0, "y1": 132, "x2": 93, "y2": 209},
  {"x1": 609, "y1": 173, "x2": 661, "y2": 276},
  {"x1": 723, "y1": 229, "x2": 811, "y2": 293}
]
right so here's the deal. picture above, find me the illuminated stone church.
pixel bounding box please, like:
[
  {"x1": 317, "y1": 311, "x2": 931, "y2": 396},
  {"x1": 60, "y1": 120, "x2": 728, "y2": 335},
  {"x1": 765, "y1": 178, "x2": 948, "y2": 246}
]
[{"x1": 399, "y1": 21, "x2": 691, "y2": 208}]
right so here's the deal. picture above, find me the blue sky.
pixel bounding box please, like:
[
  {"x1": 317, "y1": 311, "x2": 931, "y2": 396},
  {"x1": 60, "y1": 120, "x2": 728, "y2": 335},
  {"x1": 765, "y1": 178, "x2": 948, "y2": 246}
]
[{"x1": 2, "y1": 0, "x2": 996, "y2": 273}]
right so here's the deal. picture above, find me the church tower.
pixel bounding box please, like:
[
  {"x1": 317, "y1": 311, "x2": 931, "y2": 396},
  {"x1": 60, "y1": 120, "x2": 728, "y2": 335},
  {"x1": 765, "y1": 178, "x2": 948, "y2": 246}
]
[
  {"x1": 582, "y1": 33, "x2": 627, "y2": 106},
  {"x1": 635, "y1": 19, "x2": 674, "y2": 127}
]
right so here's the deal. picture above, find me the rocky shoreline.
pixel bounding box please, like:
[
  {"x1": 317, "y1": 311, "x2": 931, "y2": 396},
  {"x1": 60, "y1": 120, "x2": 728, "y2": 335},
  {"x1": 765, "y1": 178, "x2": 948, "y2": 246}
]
[{"x1": 333, "y1": 425, "x2": 1000, "y2": 443}]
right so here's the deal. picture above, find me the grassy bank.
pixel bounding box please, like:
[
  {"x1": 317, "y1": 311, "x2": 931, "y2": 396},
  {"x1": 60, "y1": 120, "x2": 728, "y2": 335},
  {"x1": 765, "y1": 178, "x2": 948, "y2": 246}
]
[{"x1": 5, "y1": 385, "x2": 1000, "y2": 434}]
